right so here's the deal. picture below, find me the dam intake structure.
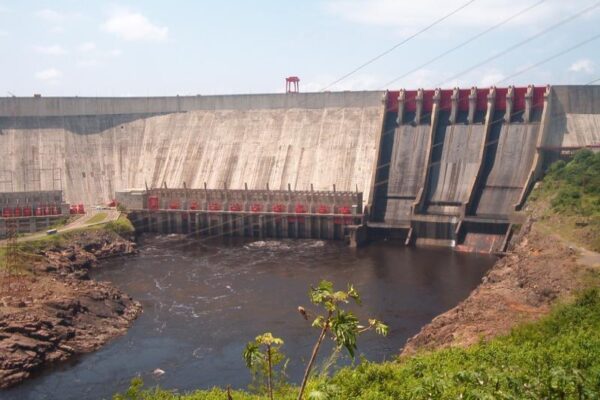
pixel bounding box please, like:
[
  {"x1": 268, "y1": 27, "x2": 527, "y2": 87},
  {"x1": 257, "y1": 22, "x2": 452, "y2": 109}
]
[{"x1": 0, "y1": 86, "x2": 599, "y2": 252}]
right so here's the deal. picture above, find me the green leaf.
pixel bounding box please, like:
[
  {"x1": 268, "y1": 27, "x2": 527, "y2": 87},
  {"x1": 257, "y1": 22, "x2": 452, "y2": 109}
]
[
  {"x1": 368, "y1": 319, "x2": 389, "y2": 337},
  {"x1": 330, "y1": 310, "x2": 359, "y2": 358},
  {"x1": 242, "y1": 341, "x2": 261, "y2": 368},
  {"x1": 312, "y1": 315, "x2": 325, "y2": 328},
  {"x1": 310, "y1": 280, "x2": 334, "y2": 305},
  {"x1": 347, "y1": 284, "x2": 362, "y2": 305},
  {"x1": 255, "y1": 332, "x2": 284, "y2": 346}
]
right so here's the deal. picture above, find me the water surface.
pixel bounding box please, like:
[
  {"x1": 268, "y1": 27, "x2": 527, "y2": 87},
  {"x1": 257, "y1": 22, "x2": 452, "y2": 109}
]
[{"x1": 5, "y1": 236, "x2": 495, "y2": 400}]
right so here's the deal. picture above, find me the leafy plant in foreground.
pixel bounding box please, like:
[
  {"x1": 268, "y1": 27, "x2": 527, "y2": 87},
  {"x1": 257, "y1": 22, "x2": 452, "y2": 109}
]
[
  {"x1": 243, "y1": 332, "x2": 287, "y2": 399},
  {"x1": 296, "y1": 280, "x2": 388, "y2": 400}
]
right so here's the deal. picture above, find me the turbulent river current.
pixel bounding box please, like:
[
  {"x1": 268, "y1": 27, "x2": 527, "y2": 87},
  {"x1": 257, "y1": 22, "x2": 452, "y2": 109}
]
[{"x1": 6, "y1": 235, "x2": 495, "y2": 400}]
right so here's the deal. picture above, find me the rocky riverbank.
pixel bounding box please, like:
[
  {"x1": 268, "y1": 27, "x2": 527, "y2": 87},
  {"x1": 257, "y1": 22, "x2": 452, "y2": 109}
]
[
  {"x1": 0, "y1": 230, "x2": 142, "y2": 389},
  {"x1": 401, "y1": 218, "x2": 598, "y2": 355}
]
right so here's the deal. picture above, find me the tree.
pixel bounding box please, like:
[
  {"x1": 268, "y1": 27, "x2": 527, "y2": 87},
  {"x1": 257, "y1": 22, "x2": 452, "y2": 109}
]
[
  {"x1": 296, "y1": 280, "x2": 388, "y2": 400},
  {"x1": 243, "y1": 332, "x2": 286, "y2": 400}
]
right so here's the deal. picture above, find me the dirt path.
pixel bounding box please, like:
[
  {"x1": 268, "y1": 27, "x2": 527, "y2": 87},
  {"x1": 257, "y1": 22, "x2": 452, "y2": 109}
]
[{"x1": 4, "y1": 209, "x2": 121, "y2": 244}]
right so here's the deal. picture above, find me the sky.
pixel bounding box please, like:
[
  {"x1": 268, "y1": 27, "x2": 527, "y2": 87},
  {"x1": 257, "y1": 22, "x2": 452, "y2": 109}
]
[{"x1": 0, "y1": 0, "x2": 599, "y2": 96}]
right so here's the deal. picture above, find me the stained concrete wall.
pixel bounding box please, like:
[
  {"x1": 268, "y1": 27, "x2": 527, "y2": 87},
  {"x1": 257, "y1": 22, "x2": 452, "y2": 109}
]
[
  {"x1": 472, "y1": 111, "x2": 541, "y2": 218},
  {"x1": 546, "y1": 85, "x2": 600, "y2": 147},
  {"x1": 0, "y1": 92, "x2": 385, "y2": 207},
  {"x1": 384, "y1": 112, "x2": 430, "y2": 224},
  {"x1": 424, "y1": 111, "x2": 486, "y2": 215}
]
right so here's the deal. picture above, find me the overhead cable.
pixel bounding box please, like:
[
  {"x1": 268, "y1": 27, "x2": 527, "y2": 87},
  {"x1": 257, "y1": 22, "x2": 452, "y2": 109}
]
[
  {"x1": 437, "y1": 1, "x2": 600, "y2": 87},
  {"x1": 320, "y1": 0, "x2": 478, "y2": 91},
  {"x1": 381, "y1": 0, "x2": 547, "y2": 89}
]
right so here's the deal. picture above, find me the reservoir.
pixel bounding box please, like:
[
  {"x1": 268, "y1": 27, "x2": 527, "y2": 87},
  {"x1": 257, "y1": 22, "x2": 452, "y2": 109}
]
[{"x1": 5, "y1": 235, "x2": 495, "y2": 400}]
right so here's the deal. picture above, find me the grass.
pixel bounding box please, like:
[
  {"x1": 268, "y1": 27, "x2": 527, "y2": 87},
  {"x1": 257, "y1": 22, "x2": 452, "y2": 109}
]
[
  {"x1": 104, "y1": 215, "x2": 135, "y2": 236},
  {"x1": 529, "y1": 150, "x2": 600, "y2": 251},
  {"x1": 86, "y1": 212, "x2": 108, "y2": 225},
  {"x1": 1, "y1": 215, "x2": 135, "y2": 274},
  {"x1": 114, "y1": 289, "x2": 600, "y2": 399}
]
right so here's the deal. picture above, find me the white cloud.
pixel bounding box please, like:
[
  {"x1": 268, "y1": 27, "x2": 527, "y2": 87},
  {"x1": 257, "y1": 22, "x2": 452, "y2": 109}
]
[
  {"x1": 76, "y1": 48, "x2": 123, "y2": 68},
  {"x1": 78, "y1": 42, "x2": 96, "y2": 52},
  {"x1": 36, "y1": 9, "x2": 67, "y2": 23},
  {"x1": 34, "y1": 44, "x2": 68, "y2": 56},
  {"x1": 0, "y1": 30, "x2": 8, "y2": 37},
  {"x1": 479, "y1": 70, "x2": 506, "y2": 87},
  {"x1": 35, "y1": 68, "x2": 62, "y2": 84},
  {"x1": 102, "y1": 9, "x2": 168, "y2": 42},
  {"x1": 77, "y1": 59, "x2": 98, "y2": 68},
  {"x1": 569, "y1": 59, "x2": 595, "y2": 74},
  {"x1": 324, "y1": 0, "x2": 591, "y2": 31}
]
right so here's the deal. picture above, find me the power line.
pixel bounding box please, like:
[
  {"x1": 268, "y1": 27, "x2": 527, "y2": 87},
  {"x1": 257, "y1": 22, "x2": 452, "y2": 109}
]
[
  {"x1": 495, "y1": 32, "x2": 600, "y2": 85},
  {"x1": 586, "y1": 77, "x2": 600, "y2": 85},
  {"x1": 320, "y1": 0, "x2": 478, "y2": 91},
  {"x1": 437, "y1": 0, "x2": 600, "y2": 87},
  {"x1": 380, "y1": 0, "x2": 547, "y2": 89}
]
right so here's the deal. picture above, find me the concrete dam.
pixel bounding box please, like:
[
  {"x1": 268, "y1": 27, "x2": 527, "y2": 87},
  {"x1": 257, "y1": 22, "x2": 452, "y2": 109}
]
[{"x1": 0, "y1": 86, "x2": 599, "y2": 252}]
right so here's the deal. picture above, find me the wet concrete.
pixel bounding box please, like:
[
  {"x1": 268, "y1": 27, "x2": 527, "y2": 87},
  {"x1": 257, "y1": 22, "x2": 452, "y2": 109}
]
[{"x1": 4, "y1": 236, "x2": 495, "y2": 400}]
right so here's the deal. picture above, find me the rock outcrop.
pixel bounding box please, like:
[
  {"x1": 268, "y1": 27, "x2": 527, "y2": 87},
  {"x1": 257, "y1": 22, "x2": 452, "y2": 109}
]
[{"x1": 0, "y1": 230, "x2": 142, "y2": 389}]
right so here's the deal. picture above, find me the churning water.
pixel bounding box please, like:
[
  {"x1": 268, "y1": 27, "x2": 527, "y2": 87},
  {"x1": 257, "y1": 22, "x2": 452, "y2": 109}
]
[{"x1": 5, "y1": 235, "x2": 495, "y2": 400}]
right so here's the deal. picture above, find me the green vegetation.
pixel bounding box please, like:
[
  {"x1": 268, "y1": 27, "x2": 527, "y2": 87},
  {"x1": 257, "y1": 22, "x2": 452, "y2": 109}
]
[
  {"x1": 115, "y1": 289, "x2": 600, "y2": 399},
  {"x1": 1, "y1": 215, "x2": 135, "y2": 274},
  {"x1": 104, "y1": 215, "x2": 136, "y2": 236},
  {"x1": 530, "y1": 149, "x2": 600, "y2": 251},
  {"x1": 295, "y1": 280, "x2": 388, "y2": 400},
  {"x1": 534, "y1": 150, "x2": 600, "y2": 216},
  {"x1": 87, "y1": 212, "x2": 108, "y2": 225},
  {"x1": 243, "y1": 333, "x2": 287, "y2": 399}
]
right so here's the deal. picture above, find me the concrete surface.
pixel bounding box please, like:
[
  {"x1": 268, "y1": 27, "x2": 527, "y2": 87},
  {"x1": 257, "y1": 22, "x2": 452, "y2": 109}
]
[
  {"x1": 473, "y1": 113, "x2": 540, "y2": 218},
  {"x1": 0, "y1": 93, "x2": 385, "y2": 208},
  {"x1": 546, "y1": 85, "x2": 600, "y2": 147},
  {"x1": 424, "y1": 111, "x2": 486, "y2": 215}
]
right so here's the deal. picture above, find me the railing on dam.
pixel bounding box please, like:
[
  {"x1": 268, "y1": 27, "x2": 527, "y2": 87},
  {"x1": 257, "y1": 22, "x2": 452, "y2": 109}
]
[{"x1": 119, "y1": 188, "x2": 365, "y2": 242}]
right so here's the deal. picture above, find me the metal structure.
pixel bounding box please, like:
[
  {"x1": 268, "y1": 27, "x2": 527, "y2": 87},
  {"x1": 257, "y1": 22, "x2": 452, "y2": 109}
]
[
  {"x1": 1, "y1": 217, "x2": 21, "y2": 294},
  {"x1": 285, "y1": 76, "x2": 300, "y2": 93}
]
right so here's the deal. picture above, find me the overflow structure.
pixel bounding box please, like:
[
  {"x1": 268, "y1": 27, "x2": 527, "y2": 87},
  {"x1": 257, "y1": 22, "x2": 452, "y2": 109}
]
[{"x1": 1, "y1": 86, "x2": 599, "y2": 251}]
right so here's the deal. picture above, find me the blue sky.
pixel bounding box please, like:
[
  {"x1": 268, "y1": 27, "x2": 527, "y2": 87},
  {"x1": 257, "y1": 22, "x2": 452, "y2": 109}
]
[{"x1": 1, "y1": 0, "x2": 599, "y2": 96}]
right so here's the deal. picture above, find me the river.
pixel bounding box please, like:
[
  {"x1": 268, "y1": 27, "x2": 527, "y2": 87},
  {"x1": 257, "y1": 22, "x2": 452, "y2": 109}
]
[{"x1": 5, "y1": 235, "x2": 495, "y2": 400}]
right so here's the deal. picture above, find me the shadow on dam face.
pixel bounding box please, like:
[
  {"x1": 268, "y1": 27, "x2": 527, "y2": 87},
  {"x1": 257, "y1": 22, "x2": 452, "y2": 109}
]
[
  {"x1": 4, "y1": 236, "x2": 495, "y2": 400},
  {"x1": 0, "y1": 114, "x2": 172, "y2": 135}
]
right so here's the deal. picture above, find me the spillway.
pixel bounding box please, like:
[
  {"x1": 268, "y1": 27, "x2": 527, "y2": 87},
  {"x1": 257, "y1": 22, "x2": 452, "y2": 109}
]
[
  {"x1": 424, "y1": 109, "x2": 486, "y2": 216},
  {"x1": 471, "y1": 110, "x2": 541, "y2": 218}
]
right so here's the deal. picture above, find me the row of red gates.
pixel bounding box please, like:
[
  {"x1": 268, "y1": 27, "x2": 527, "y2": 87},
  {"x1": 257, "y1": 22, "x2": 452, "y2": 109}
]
[
  {"x1": 149, "y1": 197, "x2": 352, "y2": 215},
  {"x1": 147, "y1": 196, "x2": 355, "y2": 225},
  {"x1": 1, "y1": 204, "x2": 85, "y2": 218}
]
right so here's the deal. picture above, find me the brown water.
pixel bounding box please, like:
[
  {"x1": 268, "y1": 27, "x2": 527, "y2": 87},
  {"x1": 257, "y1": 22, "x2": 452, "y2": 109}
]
[{"x1": 5, "y1": 235, "x2": 495, "y2": 400}]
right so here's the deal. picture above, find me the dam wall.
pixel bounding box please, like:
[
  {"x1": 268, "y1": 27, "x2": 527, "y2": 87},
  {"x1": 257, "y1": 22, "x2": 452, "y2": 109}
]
[
  {"x1": 1, "y1": 86, "x2": 599, "y2": 252},
  {"x1": 0, "y1": 92, "x2": 385, "y2": 207},
  {"x1": 546, "y1": 85, "x2": 600, "y2": 148}
]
